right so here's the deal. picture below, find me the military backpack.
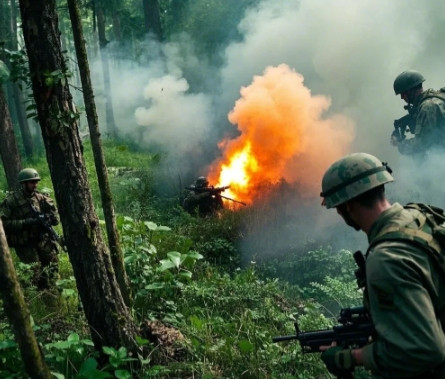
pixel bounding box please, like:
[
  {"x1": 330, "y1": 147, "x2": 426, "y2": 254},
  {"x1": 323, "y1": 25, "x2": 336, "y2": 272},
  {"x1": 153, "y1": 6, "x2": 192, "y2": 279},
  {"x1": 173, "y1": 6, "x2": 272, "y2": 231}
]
[{"x1": 366, "y1": 203, "x2": 445, "y2": 277}]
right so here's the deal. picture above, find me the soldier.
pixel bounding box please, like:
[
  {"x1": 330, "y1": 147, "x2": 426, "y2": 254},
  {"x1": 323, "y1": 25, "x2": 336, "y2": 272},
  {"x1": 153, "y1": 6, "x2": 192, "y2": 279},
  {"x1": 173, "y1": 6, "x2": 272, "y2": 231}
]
[
  {"x1": 183, "y1": 176, "x2": 224, "y2": 217},
  {"x1": 319, "y1": 153, "x2": 445, "y2": 378},
  {"x1": 391, "y1": 70, "x2": 445, "y2": 155},
  {"x1": 0, "y1": 168, "x2": 60, "y2": 290}
]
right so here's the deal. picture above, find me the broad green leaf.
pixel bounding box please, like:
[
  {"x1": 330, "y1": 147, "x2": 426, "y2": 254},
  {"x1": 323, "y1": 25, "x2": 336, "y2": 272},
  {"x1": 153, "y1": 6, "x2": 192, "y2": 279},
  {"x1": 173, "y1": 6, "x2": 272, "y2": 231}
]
[
  {"x1": 145, "y1": 283, "x2": 165, "y2": 290},
  {"x1": 68, "y1": 333, "x2": 80, "y2": 342},
  {"x1": 144, "y1": 221, "x2": 158, "y2": 230},
  {"x1": 167, "y1": 251, "x2": 181, "y2": 268},
  {"x1": 238, "y1": 339, "x2": 254, "y2": 353},
  {"x1": 102, "y1": 346, "x2": 117, "y2": 357},
  {"x1": 115, "y1": 370, "x2": 131, "y2": 379},
  {"x1": 109, "y1": 355, "x2": 120, "y2": 368},
  {"x1": 179, "y1": 271, "x2": 192, "y2": 280},
  {"x1": 158, "y1": 259, "x2": 176, "y2": 272},
  {"x1": 117, "y1": 346, "x2": 128, "y2": 359}
]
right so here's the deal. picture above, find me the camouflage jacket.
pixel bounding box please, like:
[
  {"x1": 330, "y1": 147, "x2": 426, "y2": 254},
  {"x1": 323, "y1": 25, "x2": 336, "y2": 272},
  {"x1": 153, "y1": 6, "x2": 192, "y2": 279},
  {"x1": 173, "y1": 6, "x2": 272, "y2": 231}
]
[
  {"x1": 183, "y1": 190, "x2": 223, "y2": 217},
  {"x1": 0, "y1": 188, "x2": 59, "y2": 247},
  {"x1": 362, "y1": 203, "x2": 445, "y2": 378},
  {"x1": 398, "y1": 88, "x2": 445, "y2": 155}
]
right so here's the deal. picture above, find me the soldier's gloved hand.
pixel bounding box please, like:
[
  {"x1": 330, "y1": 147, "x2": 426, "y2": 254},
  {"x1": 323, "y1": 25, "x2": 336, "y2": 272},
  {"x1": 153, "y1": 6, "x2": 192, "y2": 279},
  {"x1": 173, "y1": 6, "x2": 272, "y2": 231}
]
[{"x1": 321, "y1": 346, "x2": 355, "y2": 377}]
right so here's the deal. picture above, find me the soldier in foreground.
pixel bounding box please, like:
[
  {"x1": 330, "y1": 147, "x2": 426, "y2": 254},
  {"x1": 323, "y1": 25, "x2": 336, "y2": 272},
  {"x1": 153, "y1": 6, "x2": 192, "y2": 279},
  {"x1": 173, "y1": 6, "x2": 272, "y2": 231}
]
[
  {"x1": 183, "y1": 176, "x2": 225, "y2": 217},
  {"x1": 319, "y1": 153, "x2": 445, "y2": 378},
  {"x1": 391, "y1": 70, "x2": 445, "y2": 155},
  {"x1": 0, "y1": 168, "x2": 60, "y2": 290}
]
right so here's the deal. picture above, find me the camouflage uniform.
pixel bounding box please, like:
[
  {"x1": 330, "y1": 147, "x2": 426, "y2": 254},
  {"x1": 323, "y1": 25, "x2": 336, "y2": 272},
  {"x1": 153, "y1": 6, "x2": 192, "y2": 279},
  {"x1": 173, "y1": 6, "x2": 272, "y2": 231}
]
[
  {"x1": 362, "y1": 203, "x2": 445, "y2": 378},
  {"x1": 397, "y1": 89, "x2": 445, "y2": 155},
  {"x1": 183, "y1": 190, "x2": 223, "y2": 217},
  {"x1": 321, "y1": 153, "x2": 445, "y2": 378},
  {"x1": 0, "y1": 188, "x2": 60, "y2": 289},
  {"x1": 183, "y1": 176, "x2": 224, "y2": 217}
]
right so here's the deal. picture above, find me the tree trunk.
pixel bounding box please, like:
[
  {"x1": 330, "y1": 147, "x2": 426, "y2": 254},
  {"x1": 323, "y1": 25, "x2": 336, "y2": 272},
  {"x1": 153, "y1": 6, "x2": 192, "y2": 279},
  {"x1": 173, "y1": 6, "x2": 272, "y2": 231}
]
[
  {"x1": 67, "y1": 0, "x2": 131, "y2": 306},
  {"x1": 112, "y1": 11, "x2": 122, "y2": 42},
  {"x1": 142, "y1": 0, "x2": 163, "y2": 40},
  {"x1": 0, "y1": 220, "x2": 52, "y2": 379},
  {"x1": 9, "y1": 0, "x2": 34, "y2": 158},
  {"x1": 0, "y1": 85, "x2": 22, "y2": 190},
  {"x1": 18, "y1": 0, "x2": 140, "y2": 354},
  {"x1": 96, "y1": 5, "x2": 118, "y2": 138}
]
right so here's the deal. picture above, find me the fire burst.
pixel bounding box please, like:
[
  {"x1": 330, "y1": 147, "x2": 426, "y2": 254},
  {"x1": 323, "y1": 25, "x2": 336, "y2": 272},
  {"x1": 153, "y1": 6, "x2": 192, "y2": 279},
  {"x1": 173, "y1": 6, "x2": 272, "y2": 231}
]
[{"x1": 209, "y1": 64, "x2": 355, "y2": 206}]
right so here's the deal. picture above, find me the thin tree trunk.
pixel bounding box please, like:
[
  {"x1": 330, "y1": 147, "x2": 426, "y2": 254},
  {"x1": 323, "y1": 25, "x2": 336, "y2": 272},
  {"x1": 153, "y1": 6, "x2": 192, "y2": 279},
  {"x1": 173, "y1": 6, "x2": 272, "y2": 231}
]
[
  {"x1": 12, "y1": 83, "x2": 34, "y2": 157},
  {"x1": 9, "y1": 0, "x2": 33, "y2": 158},
  {"x1": 142, "y1": 0, "x2": 163, "y2": 40},
  {"x1": 0, "y1": 85, "x2": 22, "y2": 190},
  {"x1": 18, "y1": 0, "x2": 140, "y2": 353},
  {"x1": 67, "y1": 0, "x2": 131, "y2": 306},
  {"x1": 96, "y1": 5, "x2": 117, "y2": 138},
  {"x1": 112, "y1": 11, "x2": 122, "y2": 42},
  {"x1": 0, "y1": 220, "x2": 52, "y2": 379}
]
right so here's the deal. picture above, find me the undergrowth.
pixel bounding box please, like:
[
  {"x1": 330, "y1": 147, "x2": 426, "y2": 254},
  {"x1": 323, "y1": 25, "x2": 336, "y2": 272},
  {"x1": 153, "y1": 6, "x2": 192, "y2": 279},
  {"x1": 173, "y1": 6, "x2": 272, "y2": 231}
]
[{"x1": 0, "y1": 141, "x2": 370, "y2": 378}]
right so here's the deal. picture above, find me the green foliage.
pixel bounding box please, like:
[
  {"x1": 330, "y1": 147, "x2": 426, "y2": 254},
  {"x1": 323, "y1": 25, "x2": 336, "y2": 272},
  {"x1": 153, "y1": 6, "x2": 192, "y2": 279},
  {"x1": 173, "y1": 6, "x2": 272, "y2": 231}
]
[
  {"x1": 118, "y1": 214, "x2": 202, "y2": 323},
  {"x1": 0, "y1": 140, "x2": 370, "y2": 378},
  {"x1": 260, "y1": 247, "x2": 357, "y2": 288},
  {"x1": 162, "y1": 0, "x2": 260, "y2": 56},
  {"x1": 175, "y1": 265, "x2": 332, "y2": 378}
]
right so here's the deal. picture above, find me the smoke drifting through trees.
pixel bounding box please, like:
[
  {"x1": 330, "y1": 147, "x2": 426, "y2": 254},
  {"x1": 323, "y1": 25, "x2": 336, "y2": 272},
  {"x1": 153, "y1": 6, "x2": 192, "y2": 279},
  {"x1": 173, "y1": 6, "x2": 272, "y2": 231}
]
[{"x1": 86, "y1": 0, "x2": 445, "y2": 259}]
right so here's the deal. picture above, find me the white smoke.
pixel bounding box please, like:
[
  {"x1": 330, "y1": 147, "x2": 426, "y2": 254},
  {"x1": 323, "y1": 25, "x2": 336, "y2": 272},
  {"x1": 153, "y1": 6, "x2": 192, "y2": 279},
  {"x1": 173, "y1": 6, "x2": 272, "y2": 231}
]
[{"x1": 86, "y1": 0, "x2": 445, "y2": 252}]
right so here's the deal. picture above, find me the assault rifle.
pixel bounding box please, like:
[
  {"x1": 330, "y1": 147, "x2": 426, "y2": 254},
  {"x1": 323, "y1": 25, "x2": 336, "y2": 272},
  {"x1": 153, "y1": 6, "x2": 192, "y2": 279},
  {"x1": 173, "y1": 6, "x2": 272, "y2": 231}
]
[
  {"x1": 29, "y1": 203, "x2": 60, "y2": 242},
  {"x1": 186, "y1": 185, "x2": 230, "y2": 194},
  {"x1": 185, "y1": 185, "x2": 247, "y2": 206},
  {"x1": 392, "y1": 104, "x2": 415, "y2": 142},
  {"x1": 272, "y1": 306, "x2": 374, "y2": 353}
]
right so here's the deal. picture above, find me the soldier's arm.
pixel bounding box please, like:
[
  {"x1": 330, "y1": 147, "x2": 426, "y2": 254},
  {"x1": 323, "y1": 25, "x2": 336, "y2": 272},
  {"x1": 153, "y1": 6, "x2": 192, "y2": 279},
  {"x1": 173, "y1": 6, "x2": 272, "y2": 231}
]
[
  {"x1": 398, "y1": 101, "x2": 444, "y2": 155},
  {"x1": 361, "y1": 242, "x2": 445, "y2": 376},
  {"x1": 40, "y1": 193, "x2": 59, "y2": 226},
  {"x1": 0, "y1": 199, "x2": 35, "y2": 231}
]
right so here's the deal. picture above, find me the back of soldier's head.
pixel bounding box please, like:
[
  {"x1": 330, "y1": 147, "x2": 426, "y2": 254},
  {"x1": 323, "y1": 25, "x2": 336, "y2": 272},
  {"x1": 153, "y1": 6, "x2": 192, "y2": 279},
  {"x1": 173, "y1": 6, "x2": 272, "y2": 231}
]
[
  {"x1": 195, "y1": 176, "x2": 209, "y2": 188},
  {"x1": 321, "y1": 152, "x2": 394, "y2": 209},
  {"x1": 393, "y1": 70, "x2": 425, "y2": 95}
]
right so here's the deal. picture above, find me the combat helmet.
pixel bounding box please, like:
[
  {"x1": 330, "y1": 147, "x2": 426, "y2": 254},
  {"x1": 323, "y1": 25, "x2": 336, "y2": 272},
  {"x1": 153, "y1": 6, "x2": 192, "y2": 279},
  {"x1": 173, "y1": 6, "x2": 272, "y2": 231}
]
[
  {"x1": 195, "y1": 176, "x2": 209, "y2": 188},
  {"x1": 393, "y1": 70, "x2": 425, "y2": 95},
  {"x1": 320, "y1": 153, "x2": 394, "y2": 209},
  {"x1": 18, "y1": 168, "x2": 41, "y2": 183}
]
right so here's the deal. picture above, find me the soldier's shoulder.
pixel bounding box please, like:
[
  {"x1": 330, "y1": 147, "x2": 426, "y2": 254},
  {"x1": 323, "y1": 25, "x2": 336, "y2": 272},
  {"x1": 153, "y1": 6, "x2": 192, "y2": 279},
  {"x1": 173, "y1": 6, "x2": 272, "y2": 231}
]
[{"x1": 2, "y1": 190, "x2": 21, "y2": 203}]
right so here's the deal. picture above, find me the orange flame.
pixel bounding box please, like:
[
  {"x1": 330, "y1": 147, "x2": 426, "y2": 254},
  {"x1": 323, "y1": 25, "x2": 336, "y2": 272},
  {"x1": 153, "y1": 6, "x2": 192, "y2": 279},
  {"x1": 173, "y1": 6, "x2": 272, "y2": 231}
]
[{"x1": 208, "y1": 64, "x2": 355, "y2": 205}]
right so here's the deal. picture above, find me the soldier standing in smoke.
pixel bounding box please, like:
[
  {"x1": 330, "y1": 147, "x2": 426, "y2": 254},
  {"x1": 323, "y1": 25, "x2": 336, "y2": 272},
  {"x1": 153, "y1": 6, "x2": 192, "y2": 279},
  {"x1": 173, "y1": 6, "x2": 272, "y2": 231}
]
[
  {"x1": 183, "y1": 176, "x2": 224, "y2": 217},
  {"x1": 391, "y1": 70, "x2": 445, "y2": 155},
  {"x1": 0, "y1": 168, "x2": 60, "y2": 290},
  {"x1": 319, "y1": 153, "x2": 445, "y2": 378}
]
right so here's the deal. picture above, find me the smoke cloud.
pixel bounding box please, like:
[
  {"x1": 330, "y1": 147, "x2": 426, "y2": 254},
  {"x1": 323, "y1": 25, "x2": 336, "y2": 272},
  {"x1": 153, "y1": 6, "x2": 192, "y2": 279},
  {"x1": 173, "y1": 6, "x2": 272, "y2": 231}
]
[{"x1": 86, "y1": 0, "x2": 445, "y2": 256}]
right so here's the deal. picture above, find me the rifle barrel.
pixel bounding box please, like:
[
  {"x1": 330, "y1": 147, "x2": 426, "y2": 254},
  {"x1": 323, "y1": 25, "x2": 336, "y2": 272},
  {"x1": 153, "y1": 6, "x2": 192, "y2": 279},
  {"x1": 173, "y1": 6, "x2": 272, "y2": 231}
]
[{"x1": 220, "y1": 195, "x2": 247, "y2": 206}]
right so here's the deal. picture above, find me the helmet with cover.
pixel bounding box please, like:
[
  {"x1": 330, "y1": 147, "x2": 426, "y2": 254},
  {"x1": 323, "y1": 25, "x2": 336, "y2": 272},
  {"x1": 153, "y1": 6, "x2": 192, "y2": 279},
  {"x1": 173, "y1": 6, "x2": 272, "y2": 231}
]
[
  {"x1": 18, "y1": 168, "x2": 41, "y2": 183},
  {"x1": 393, "y1": 70, "x2": 425, "y2": 95},
  {"x1": 195, "y1": 176, "x2": 209, "y2": 188},
  {"x1": 321, "y1": 153, "x2": 394, "y2": 209}
]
